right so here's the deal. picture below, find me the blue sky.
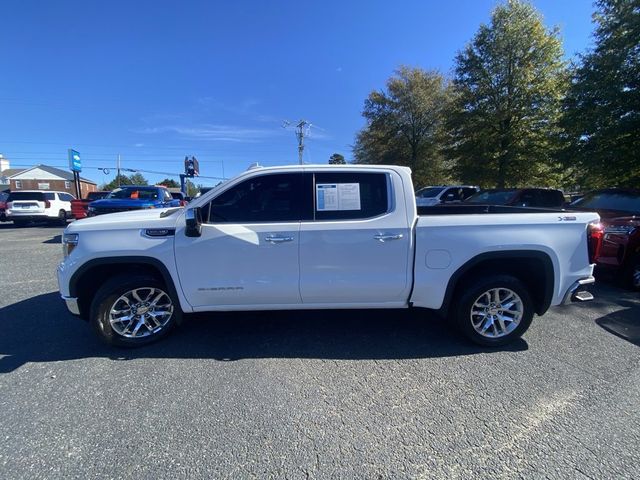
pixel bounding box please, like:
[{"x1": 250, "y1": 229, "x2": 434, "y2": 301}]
[{"x1": 1, "y1": 0, "x2": 596, "y2": 187}]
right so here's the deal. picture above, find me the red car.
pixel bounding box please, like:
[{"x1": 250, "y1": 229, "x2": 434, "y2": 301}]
[
  {"x1": 0, "y1": 191, "x2": 8, "y2": 221},
  {"x1": 71, "y1": 191, "x2": 110, "y2": 219},
  {"x1": 569, "y1": 189, "x2": 640, "y2": 290}
]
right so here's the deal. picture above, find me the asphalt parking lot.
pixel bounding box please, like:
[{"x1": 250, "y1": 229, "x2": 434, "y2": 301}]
[{"x1": 0, "y1": 223, "x2": 638, "y2": 479}]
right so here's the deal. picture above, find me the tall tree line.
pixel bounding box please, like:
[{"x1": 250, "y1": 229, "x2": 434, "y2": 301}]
[{"x1": 354, "y1": 0, "x2": 639, "y2": 189}]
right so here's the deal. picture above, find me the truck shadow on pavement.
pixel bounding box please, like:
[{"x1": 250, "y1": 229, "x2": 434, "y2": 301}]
[{"x1": 0, "y1": 292, "x2": 529, "y2": 373}]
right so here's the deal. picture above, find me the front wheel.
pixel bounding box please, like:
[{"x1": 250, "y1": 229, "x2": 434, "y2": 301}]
[
  {"x1": 90, "y1": 274, "x2": 181, "y2": 347},
  {"x1": 453, "y1": 275, "x2": 534, "y2": 347}
]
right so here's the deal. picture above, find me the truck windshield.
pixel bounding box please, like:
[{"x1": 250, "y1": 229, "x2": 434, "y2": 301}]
[
  {"x1": 415, "y1": 187, "x2": 444, "y2": 198},
  {"x1": 465, "y1": 190, "x2": 518, "y2": 204},
  {"x1": 108, "y1": 188, "x2": 159, "y2": 200},
  {"x1": 571, "y1": 191, "x2": 640, "y2": 215}
]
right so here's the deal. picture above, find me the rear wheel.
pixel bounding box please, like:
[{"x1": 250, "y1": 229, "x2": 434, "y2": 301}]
[
  {"x1": 627, "y1": 256, "x2": 640, "y2": 291},
  {"x1": 90, "y1": 274, "x2": 181, "y2": 347},
  {"x1": 453, "y1": 275, "x2": 534, "y2": 346},
  {"x1": 56, "y1": 210, "x2": 67, "y2": 226}
]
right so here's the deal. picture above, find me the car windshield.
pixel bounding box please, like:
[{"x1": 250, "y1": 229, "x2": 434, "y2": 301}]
[
  {"x1": 465, "y1": 190, "x2": 518, "y2": 204},
  {"x1": 571, "y1": 191, "x2": 640, "y2": 214},
  {"x1": 416, "y1": 187, "x2": 445, "y2": 198},
  {"x1": 107, "y1": 187, "x2": 159, "y2": 200},
  {"x1": 7, "y1": 192, "x2": 45, "y2": 201}
]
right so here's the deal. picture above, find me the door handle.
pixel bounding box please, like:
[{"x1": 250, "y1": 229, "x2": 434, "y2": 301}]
[
  {"x1": 374, "y1": 233, "x2": 404, "y2": 242},
  {"x1": 265, "y1": 235, "x2": 294, "y2": 244}
]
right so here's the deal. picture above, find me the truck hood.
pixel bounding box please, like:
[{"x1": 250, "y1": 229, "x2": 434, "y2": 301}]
[
  {"x1": 67, "y1": 207, "x2": 183, "y2": 232},
  {"x1": 89, "y1": 198, "x2": 159, "y2": 208}
]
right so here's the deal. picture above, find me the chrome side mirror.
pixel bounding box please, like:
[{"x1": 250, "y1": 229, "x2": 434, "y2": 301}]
[{"x1": 185, "y1": 207, "x2": 202, "y2": 237}]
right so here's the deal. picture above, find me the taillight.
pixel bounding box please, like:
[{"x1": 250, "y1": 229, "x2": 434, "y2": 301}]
[
  {"x1": 44, "y1": 200, "x2": 51, "y2": 208},
  {"x1": 587, "y1": 222, "x2": 604, "y2": 264}
]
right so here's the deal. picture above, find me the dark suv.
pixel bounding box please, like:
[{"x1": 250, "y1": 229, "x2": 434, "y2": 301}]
[
  {"x1": 464, "y1": 188, "x2": 566, "y2": 208},
  {"x1": 568, "y1": 189, "x2": 640, "y2": 289}
]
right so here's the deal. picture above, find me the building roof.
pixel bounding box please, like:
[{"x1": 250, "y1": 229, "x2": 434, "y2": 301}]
[
  {"x1": 0, "y1": 168, "x2": 25, "y2": 178},
  {"x1": 7, "y1": 164, "x2": 96, "y2": 184}
]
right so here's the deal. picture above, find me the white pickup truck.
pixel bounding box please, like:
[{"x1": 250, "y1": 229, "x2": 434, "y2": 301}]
[{"x1": 57, "y1": 165, "x2": 600, "y2": 347}]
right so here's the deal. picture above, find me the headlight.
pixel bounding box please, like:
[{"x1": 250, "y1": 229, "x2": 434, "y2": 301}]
[
  {"x1": 62, "y1": 233, "x2": 79, "y2": 258},
  {"x1": 604, "y1": 225, "x2": 637, "y2": 235}
]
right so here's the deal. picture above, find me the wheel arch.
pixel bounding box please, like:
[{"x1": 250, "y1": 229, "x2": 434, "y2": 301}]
[
  {"x1": 437, "y1": 250, "x2": 555, "y2": 318},
  {"x1": 69, "y1": 256, "x2": 182, "y2": 320}
]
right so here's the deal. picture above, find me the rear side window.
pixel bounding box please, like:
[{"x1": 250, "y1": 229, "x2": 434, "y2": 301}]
[
  {"x1": 314, "y1": 172, "x2": 389, "y2": 220},
  {"x1": 8, "y1": 192, "x2": 45, "y2": 201},
  {"x1": 206, "y1": 173, "x2": 302, "y2": 223},
  {"x1": 44, "y1": 193, "x2": 55, "y2": 201}
]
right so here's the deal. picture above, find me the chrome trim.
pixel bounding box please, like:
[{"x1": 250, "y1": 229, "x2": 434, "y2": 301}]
[
  {"x1": 62, "y1": 296, "x2": 81, "y2": 315},
  {"x1": 561, "y1": 276, "x2": 595, "y2": 305}
]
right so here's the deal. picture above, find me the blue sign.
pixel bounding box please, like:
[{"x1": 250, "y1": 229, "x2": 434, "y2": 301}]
[{"x1": 68, "y1": 149, "x2": 81, "y2": 172}]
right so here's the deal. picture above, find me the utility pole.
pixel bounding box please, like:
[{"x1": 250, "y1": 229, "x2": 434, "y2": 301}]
[
  {"x1": 295, "y1": 120, "x2": 309, "y2": 165},
  {"x1": 117, "y1": 154, "x2": 121, "y2": 186},
  {"x1": 284, "y1": 119, "x2": 311, "y2": 165}
]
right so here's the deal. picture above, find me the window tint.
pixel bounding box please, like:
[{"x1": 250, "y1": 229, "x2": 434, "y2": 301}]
[
  {"x1": 44, "y1": 193, "x2": 55, "y2": 201},
  {"x1": 461, "y1": 188, "x2": 477, "y2": 199},
  {"x1": 60, "y1": 193, "x2": 74, "y2": 201},
  {"x1": 207, "y1": 173, "x2": 302, "y2": 223},
  {"x1": 415, "y1": 187, "x2": 444, "y2": 198},
  {"x1": 8, "y1": 192, "x2": 45, "y2": 201},
  {"x1": 314, "y1": 172, "x2": 388, "y2": 220},
  {"x1": 572, "y1": 191, "x2": 640, "y2": 214}
]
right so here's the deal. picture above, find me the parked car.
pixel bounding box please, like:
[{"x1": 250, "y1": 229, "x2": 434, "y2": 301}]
[
  {"x1": 71, "y1": 191, "x2": 110, "y2": 219},
  {"x1": 58, "y1": 165, "x2": 598, "y2": 348},
  {"x1": 464, "y1": 188, "x2": 566, "y2": 208},
  {"x1": 86, "y1": 185, "x2": 181, "y2": 216},
  {"x1": 0, "y1": 192, "x2": 8, "y2": 222},
  {"x1": 6, "y1": 190, "x2": 75, "y2": 226},
  {"x1": 568, "y1": 188, "x2": 640, "y2": 290},
  {"x1": 170, "y1": 191, "x2": 189, "y2": 207},
  {"x1": 415, "y1": 185, "x2": 479, "y2": 207}
]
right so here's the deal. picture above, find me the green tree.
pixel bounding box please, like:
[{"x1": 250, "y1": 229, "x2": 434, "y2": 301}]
[
  {"x1": 185, "y1": 179, "x2": 199, "y2": 198},
  {"x1": 100, "y1": 172, "x2": 149, "y2": 190},
  {"x1": 447, "y1": 0, "x2": 567, "y2": 188},
  {"x1": 563, "y1": 0, "x2": 640, "y2": 188},
  {"x1": 329, "y1": 153, "x2": 346, "y2": 164},
  {"x1": 353, "y1": 66, "x2": 452, "y2": 186},
  {"x1": 128, "y1": 173, "x2": 149, "y2": 185},
  {"x1": 157, "y1": 178, "x2": 180, "y2": 188}
]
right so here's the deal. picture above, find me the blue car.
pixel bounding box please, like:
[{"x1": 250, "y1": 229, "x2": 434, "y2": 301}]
[{"x1": 87, "y1": 185, "x2": 181, "y2": 216}]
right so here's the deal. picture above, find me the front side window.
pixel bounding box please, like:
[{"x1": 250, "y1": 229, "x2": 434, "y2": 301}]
[
  {"x1": 44, "y1": 193, "x2": 55, "y2": 201},
  {"x1": 206, "y1": 173, "x2": 302, "y2": 223},
  {"x1": 314, "y1": 172, "x2": 389, "y2": 220}
]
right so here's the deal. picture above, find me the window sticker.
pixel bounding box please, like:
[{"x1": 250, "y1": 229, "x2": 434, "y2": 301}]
[{"x1": 316, "y1": 183, "x2": 361, "y2": 211}]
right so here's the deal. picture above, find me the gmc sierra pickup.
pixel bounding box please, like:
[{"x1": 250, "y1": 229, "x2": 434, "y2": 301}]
[{"x1": 57, "y1": 165, "x2": 599, "y2": 347}]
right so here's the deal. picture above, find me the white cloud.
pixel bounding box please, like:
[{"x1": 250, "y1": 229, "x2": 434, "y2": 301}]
[{"x1": 133, "y1": 124, "x2": 281, "y2": 143}]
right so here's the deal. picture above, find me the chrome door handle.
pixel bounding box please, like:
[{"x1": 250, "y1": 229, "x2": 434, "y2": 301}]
[
  {"x1": 265, "y1": 235, "x2": 294, "y2": 244},
  {"x1": 374, "y1": 233, "x2": 404, "y2": 242}
]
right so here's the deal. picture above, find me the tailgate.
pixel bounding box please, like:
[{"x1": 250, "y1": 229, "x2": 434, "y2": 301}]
[{"x1": 10, "y1": 200, "x2": 45, "y2": 213}]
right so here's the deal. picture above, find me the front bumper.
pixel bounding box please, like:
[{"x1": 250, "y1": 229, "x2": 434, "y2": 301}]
[
  {"x1": 561, "y1": 276, "x2": 596, "y2": 305},
  {"x1": 61, "y1": 295, "x2": 81, "y2": 315}
]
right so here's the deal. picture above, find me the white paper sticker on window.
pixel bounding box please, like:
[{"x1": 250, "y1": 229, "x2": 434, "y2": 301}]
[{"x1": 316, "y1": 183, "x2": 361, "y2": 211}]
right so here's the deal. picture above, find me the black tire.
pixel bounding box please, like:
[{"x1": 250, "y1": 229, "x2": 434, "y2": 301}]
[
  {"x1": 56, "y1": 210, "x2": 67, "y2": 226},
  {"x1": 452, "y1": 274, "x2": 534, "y2": 347},
  {"x1": 625, "y1": 256, "x2": 640, "y2": 291},
  {"x1": 90, "y1": 274, "x2": 182, "y2": 347}
]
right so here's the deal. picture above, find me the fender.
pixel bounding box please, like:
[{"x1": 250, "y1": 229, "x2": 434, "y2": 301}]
[
  {"x1": 69, "y1": 256, "x2": 182, "y2": 309},
  {"x1": 436, "y1": 250, "x2": 555, "y2": 317}
]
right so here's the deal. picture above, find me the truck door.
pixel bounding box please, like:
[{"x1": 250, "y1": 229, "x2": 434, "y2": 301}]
[
  {"x1": 299, "y1": 170, "x2": 412, "y2": 305},
  {"x1": 174, "y1": 172, "x2": 303, "y2": 308}
]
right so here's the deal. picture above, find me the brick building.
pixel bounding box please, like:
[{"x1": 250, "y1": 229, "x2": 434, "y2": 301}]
[{"x1": 7, "y1": 164, "x2": 97, "y2": 198}]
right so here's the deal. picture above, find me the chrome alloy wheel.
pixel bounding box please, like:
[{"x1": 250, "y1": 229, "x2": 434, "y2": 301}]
[
  {"x1": 632, "y1": 264, "x2": 640, "y2": 289},
  {"x1": 108, "y1": 287, "x2": 174, "y2": 339},
  {"x1": 470, "y1": 287, "x2": 523, "y2": 338}
]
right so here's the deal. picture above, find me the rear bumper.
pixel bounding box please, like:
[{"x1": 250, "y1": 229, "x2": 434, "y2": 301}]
[{"x1": 561, "y1": 276, "x2": 596, "y2": 305}]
